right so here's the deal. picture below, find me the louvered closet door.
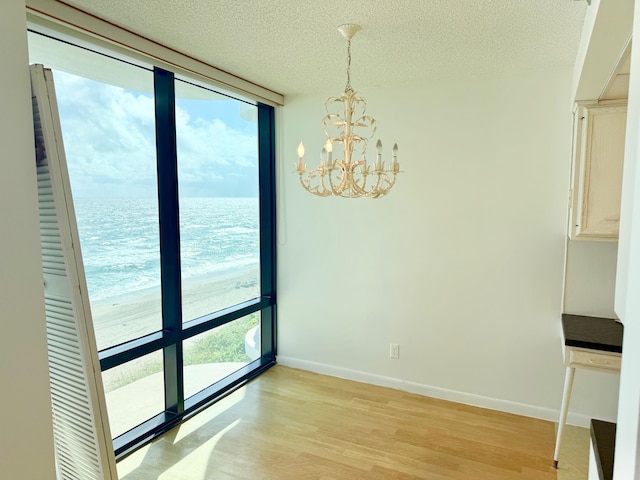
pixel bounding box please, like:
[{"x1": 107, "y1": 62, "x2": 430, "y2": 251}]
[{"x1": 31, "y1": 64, "x2": 117, "y2": 480}]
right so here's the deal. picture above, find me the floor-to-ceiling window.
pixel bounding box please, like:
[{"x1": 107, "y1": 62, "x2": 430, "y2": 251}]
[{"x1": 28, "y1": 31, "x2": 276, "y2": 457}]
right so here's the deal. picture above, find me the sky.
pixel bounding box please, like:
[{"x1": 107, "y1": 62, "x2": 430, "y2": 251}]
[{"x1": 52, "y1": 70, "x2": 260, "y2": 198}]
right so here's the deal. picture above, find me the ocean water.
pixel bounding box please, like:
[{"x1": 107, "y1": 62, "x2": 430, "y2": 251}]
[{"x1": 73, "y1": 197, "x2": 260, "y2": 303}]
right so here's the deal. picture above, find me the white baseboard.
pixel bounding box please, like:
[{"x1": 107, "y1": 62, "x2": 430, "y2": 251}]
[{"x1": 276, "y1": 355, "x2": 596, "y2": 428}]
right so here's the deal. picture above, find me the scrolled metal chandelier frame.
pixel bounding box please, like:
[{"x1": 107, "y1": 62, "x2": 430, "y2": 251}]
[{"x1": 295, "y1": 24, "x2": 400, "y2": 199}]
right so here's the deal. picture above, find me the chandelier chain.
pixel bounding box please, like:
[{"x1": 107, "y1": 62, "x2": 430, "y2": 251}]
[{"x1": 345, "y1": 39, "x2": 352, "y2": 92}]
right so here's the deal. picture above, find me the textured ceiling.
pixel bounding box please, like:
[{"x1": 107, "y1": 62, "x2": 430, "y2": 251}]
[{"x1": 58, "y1": 0, "x2": 588, "y2": 96}]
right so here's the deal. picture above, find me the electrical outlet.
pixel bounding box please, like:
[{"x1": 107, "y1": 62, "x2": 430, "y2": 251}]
[{"x1": 390, "y1": 343, "x2": 400, "y2": 359}]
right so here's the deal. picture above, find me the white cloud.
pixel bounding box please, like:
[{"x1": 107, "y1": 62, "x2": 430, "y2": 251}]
[{"x1": 53, "y1": 71, "x2": 258, "y2": 198}]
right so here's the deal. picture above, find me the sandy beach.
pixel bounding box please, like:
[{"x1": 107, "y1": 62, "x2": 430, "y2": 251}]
[
  {"x1": 91, "y1": 266, "x2": 260, "y2": 351},
  {"x1": 94, "y1": 266, "x2": 261, "y2": 431}
]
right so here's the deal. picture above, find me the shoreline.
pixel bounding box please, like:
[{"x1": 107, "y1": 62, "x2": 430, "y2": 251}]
[
  {"x1": 91, "y1": 266, "x2": 260, "y2": 350},
  {"x1": 90, "y1": 263, "x2": 259, "y2": 307}
]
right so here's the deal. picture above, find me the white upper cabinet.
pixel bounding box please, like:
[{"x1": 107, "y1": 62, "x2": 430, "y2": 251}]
[{"x1": 570, "y1": 101, "x2": 627, "y2": 241}]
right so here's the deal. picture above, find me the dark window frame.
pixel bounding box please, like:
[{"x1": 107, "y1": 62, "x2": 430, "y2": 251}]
[{"x1": 66, "y1": 65, "x2": 277, "y2": 458}]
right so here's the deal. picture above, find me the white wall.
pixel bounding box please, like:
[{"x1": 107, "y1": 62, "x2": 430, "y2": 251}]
[
  {"x1": 278, "y1": 67, "x2": 619, "y2": 425},
  {"x1": 564, "y1": 240, "x2": 618, "y2": 319},
  {"x1": 0, "y1": 1, "x2": 56, "y2": 477}
]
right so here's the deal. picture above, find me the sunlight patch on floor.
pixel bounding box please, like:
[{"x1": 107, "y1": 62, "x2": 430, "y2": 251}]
[
  {"x1": 157, "y1": 419, "x2": 241, "y2": 480},
  {"x1": 117, "y1": 386, "x2": 246, "y2": 480}
]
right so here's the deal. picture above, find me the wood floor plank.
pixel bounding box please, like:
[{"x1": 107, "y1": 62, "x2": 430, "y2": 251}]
[{"x1": 117, "y1": 366, "x2": 559, "y2": 479}]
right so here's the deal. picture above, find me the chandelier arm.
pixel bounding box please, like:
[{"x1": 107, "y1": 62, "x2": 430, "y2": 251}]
[
  {"x1": 335, "y1": 173, "x2": 359, "y2": 198},
  {"x1": 374, "y1": 172, "x2": 398, "y2": 198},
  {"x1": 320, "y1": 168, "x2": 335, "y2": 196},
  {"x1": 353, "y1": 115, "x2": 376, "y2": 135},
  {"x1": 345, "y1": 172, "x2": 362, "y2": 198},
  {"x1": 336, "y1": 164, "x2": 362, "y2": 198},
  {"x1": 298, "y1": 173, "x2": 316, "y2": 196},
  {"x1": 336, "y1": 178, "x2": 359, "y2": 198},
  {"x1": 352, "y1": 94, "x2": 367, "y2": 116},
  {"x1": 348, "y1": 166, "x2": 370, "y2": 197},
  {"x1": 318, "y1": 168, "x2": 335, "y2": 197},
  {"x1": 350, "y1": 175, "x2": 372, "y2": 198},
  {"x1": 300, "y1": 170, "x2": 333, "y2": 197},
  {"x1": 302, "y1": 160, "x2": 398, "y2": 199},
  {"x1": 328, "y1": 163, "x2": 347, "y2": 196},
  {"x1": 369, "y1": 172, "x2": 385, "y2": 198},
  {"x1": 298, "y1": 172, "x2": 317, "y2": 196},
  {"x1": 350, "y1": 136, "x2": 369, "y2": 156},
  {"x1": 322, "y1": 116, "x2": 339, "y2": 138}
]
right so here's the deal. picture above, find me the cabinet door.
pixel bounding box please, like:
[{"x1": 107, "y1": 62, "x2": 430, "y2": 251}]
[{"x1": 573, "y1": 103, "x2": 626, "y2": 240}]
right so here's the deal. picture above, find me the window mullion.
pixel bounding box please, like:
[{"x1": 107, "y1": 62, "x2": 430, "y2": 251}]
[
  {"x1": 257, "y1": 103, "x2": 277, "y2": 360},
  {"x1": 154, "y1": 67, "x2": 184, "y2": 415}
]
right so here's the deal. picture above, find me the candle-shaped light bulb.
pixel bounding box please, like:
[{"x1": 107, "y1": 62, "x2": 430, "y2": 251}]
[
  {"x1": 391, "y1": 143, "x2": 399, "y2": 172},
  {"x1": 321, "y1": 147, "x2": 327, "y2": 165},
  {"x1": 295, "y1": 142, "x2": 306, "y2": 172},
  {"x1": 325, "y1": 139, "x2": 333, "y2": 165},
  {"x1": 375, "y1": 139, "x2": 383, "y2": 170}
]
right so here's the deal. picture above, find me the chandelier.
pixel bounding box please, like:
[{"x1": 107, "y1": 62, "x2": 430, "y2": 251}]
[{"x1": 295, "y1": 24, "x2": 400, "y2": 199}]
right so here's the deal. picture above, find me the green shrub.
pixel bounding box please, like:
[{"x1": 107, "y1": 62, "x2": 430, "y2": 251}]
[{"x1": 102, "y1": 313, "x2": 259, "y2": 392}]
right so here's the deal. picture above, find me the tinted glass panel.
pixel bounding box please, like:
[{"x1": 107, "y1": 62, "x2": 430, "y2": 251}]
[
  {"x1": 102, "y1": 350, "x2": 164, "y2": 438},
  {"x1": 183, "y1": 313, "x2": 260, "y2": 399},
  {"x1": 175, "y1": 80, "x2": 260, "y2": 322},
  {"x1": 51, "y1": 62, "x2": 160, "y2": 351}
]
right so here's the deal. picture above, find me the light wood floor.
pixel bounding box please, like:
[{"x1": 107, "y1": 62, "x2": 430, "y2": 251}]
[{"x1": 117, "y1": 366, "x2": 588, "y2": 479}]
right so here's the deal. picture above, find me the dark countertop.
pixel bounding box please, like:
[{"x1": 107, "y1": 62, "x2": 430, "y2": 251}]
[
  {"x1": 561, "y1": 314, "x2": 623, "y2": 353},
  {"x1": 591, "y1": 419, "x2": 616, "y2": 480}
]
